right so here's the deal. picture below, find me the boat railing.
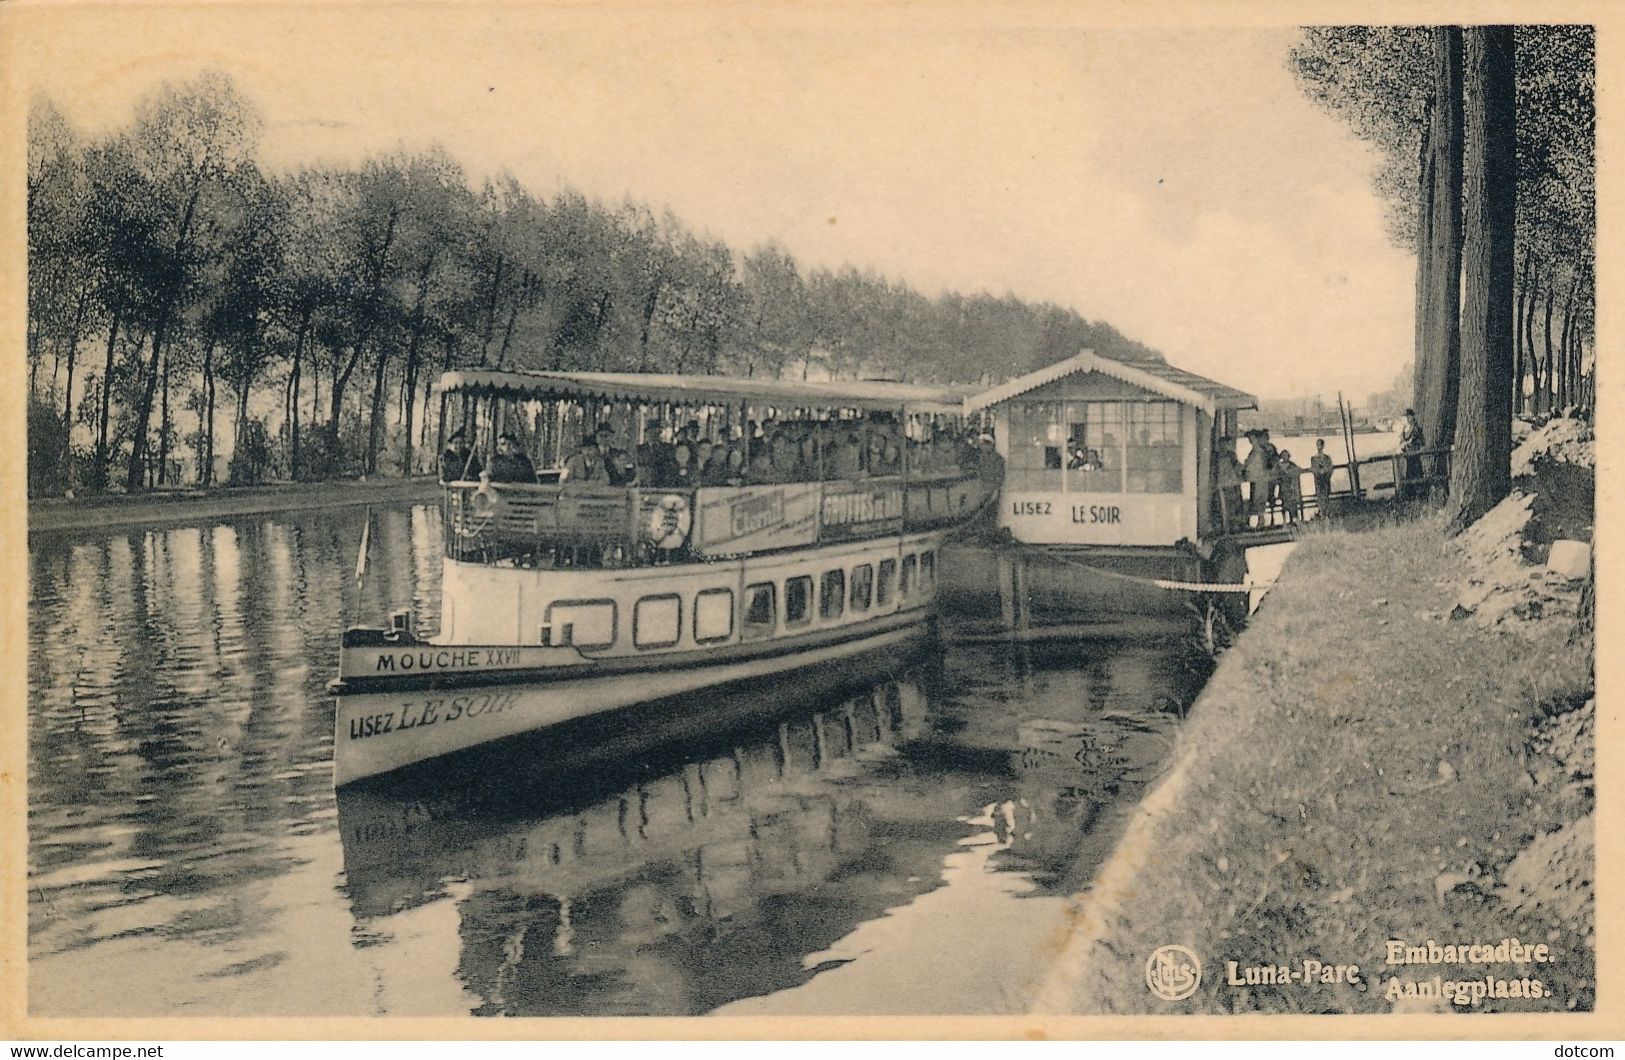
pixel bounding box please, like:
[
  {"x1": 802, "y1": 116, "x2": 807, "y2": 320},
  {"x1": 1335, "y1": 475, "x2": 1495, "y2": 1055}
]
[{"x1": 442, "y1": 471, "x2": 987, "y2": 566}]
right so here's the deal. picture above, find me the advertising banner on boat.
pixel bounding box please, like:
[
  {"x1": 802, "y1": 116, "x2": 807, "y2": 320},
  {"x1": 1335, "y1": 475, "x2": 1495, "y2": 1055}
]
[
  {"x1": 692, "y1": 484, "x2": 820, "y2": 556},
  {"x1": 819, "y1": 481, "x2": 904, "y2": 540}
]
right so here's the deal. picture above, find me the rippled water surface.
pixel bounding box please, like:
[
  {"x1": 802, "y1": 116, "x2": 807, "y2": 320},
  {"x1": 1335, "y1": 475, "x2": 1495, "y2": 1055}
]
[{"x1": 28, "y1": 505, "x2": 1211, "y2": 1016}]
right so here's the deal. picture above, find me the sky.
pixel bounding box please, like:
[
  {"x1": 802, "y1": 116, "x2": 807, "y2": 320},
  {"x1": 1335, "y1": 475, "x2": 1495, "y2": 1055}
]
[{"x1": 10, "y1": 3, "x2": 1417, "y2": 403}]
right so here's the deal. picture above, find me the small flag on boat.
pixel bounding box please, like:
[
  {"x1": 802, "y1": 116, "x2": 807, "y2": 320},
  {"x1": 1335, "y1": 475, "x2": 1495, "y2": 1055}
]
[{"x1": 355, "y1": 509, "x2": 372, "y2": 590}]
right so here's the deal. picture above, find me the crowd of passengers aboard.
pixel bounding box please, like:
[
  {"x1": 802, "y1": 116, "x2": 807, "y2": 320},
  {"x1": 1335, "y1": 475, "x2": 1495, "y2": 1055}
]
[{"x1": 442, "y1": 414, "x2": 991, "y2": 488}]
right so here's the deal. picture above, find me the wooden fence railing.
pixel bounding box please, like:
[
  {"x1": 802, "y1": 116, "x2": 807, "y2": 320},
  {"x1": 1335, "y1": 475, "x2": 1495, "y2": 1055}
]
[{"x1": 1214, "y1": 445, "x2": 1454, "y2": 533}]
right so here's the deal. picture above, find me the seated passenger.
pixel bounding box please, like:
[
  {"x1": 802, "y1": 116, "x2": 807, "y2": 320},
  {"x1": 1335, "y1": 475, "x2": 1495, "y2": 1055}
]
[
  {"x1": 831, "y1": 430, "x2": 863, "y2": 479},
  {"x1": 670, "y1": 443, "x2": 696, "y2": 486},
  {"x1": 637, "y1": 419, "x2": 673, "y2": 487},
  {"x1": 701, "y1": 444, "x2": 732, "y2": 486},
  {"x1": 798, "y1": 424, "x2": 820, "y2": 476},
  {"x1": 561, "y1": 433, "x2": 610, "y2": 486},
  {"x1": 770, "y1": 433, "x2": 801, "y2": 482},
  {"x1": 488, "y1": 433, "x2": 537, "y2": 483},
  {"x1": 975, "y1": 433, "x2": 1004, "y2": 491},
  {"x1": 725, "y1": 445, "x2": 746, "y2": 483},
  {"x1": 440, "y1": 427, "x2": 480, "y2": 481},
  {"x1": 596, "y1": 424, "x2": 635, "y2": 486},
  {"x1": 746, "y1": 440, "x2": 775, "y2": 484}
]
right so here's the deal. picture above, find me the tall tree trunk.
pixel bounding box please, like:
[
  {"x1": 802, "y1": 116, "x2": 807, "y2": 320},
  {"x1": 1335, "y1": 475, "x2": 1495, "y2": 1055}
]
[
  {"x1": 365, "y1": 344, "x2": 390, "y2": 475},
  {"x1": 1540, "y1": 283, "x2": 1556, "y2": 415},
  {"x1": 1557, "y1": 272, "x2": 1578, "y2": 409},
  {"x1": 290, "y1": 314, "x2": 307, "y2": 480},
  {"x1": 1524, "y1": 260, "x2": 1542, "y2": 412},
  {"x1": 93, "y1": 308, "x2": 122, "y2": 492},
  {"x1": 1449, "y1": 26, "x2": 1516, "y2": 532},
  {"x1": 126, "y1": 317, "x2": 169, "y2": 490},
  {"x1": 1412, "y1": 99, "x2": 1435, "y2": 417},
  {"x1": 479, "y1": 255, "x2": 506, "y2": 367},
  {"x1": 57, "y1": 286, "x2": 90, "y2": 428},
  {"x1": 200, "y1": 340, "x2": 217, "y2": 486},
  {"x1": 1419, "y1": 26, "x2": 1464, "y2": 452},
  {"x1": 399, "y1": 268, "x2": 432, "y2": 475},
  {"x1": 1512, "y1": 252, "x2": 1529, "y2": 415},
  {"x1": 638, "y1": 279, "x2": 663, "y2": 371},
  {"x1": 497, "y1": 296, "x2": 521, "y2": 369},
  {"x1": 158, "y1": 346, "x2": 172, "y2": 485}
]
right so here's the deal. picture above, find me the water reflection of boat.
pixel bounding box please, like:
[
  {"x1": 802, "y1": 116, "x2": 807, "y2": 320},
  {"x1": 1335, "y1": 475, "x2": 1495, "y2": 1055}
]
[
  {"x1": 332, "y1": 634, "x2": 1203, "y2": 1015},
  {"x1": 332, "y1": 369, "x2": 987, "y2": 785},
  {"x1": 336, "y1": 674, "x2": 962, "y2": 1015}
]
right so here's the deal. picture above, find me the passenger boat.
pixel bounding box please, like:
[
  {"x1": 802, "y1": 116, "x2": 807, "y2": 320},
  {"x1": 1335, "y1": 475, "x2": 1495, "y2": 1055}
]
[{"x1": 330, "y1": 368, "x2": 986, "y2": 786}]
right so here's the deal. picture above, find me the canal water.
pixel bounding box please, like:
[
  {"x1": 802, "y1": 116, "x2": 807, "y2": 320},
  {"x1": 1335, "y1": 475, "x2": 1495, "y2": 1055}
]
[{"x1": 27, "y1": 505, "x2": 1214, "y2": 1017}]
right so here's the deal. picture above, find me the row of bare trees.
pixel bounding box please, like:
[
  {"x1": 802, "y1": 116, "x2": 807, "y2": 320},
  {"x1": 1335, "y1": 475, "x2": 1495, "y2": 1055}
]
[
  {"x1": 1290, "y1": 24, "x2": 1593, "y2": 528},
  {"x1": 26, "y1": 71, "x2": 1163, "y2": 497}
]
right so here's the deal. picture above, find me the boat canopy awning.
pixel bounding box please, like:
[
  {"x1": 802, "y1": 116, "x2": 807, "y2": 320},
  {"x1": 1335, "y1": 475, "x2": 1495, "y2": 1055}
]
[
  {"x1": 964, "y1": 350, "x2": 1257, "y2": 415},
  {"x1": 439, "y1": 369, "x2": 976, "y2": 415}
]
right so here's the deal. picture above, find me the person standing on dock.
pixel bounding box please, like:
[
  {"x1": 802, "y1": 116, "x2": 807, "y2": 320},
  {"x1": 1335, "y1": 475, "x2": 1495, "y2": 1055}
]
[
  {"x1": 1399, "y1": 408, "x2": 1426, "y2": 499},
  {"x1": 1243, "y1": 431, "x2": 1272, "y2": 527},
  {"x1": 1310, "y1": 438, "x2": 1334, "y2": 517},
  {"x1": 1276, "y1": 449, "x2": 1304, "y2": 524},
  {"x1": 975, "y1": 432, "x2": 1004, "y2": 504},
  {"x1": 1259, "y1": 429, "x2": 1281, "y2": 522},
  {"x1": 1215, "y1": 439, "x2": 1244, "y2": 530}
]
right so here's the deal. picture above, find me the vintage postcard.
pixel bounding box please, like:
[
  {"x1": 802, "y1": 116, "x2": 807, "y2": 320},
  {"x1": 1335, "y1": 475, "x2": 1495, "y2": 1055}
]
[{"x1": 1, "y1": 0, "x2": 1615, "y2": 1041}]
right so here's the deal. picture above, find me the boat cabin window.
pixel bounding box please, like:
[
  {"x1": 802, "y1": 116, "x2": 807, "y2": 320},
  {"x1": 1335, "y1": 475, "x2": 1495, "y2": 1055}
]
[
  {"x1": 900, "y1": 554, "x2": 917, "y2": 598},
  {"x1": 543, "y1": 600, "x2": 617, "y2": 648},
  {"x1": 921, "y1": 550, "x2": 936, "y2": 589},
  {"x1": 785, "y1": 575, "x2": 814, "y2": 627},
  {"x1": 820, "y1": 570, "x2": 846, "y2": 620},
  {"x1": 633, "y1": 594, "x2": 682, "y2": 649},
  {"x1": 851, "y1": 564, "x2": 874, "y2": 612},
  {"x1": 877, "y1": 558, "x2": 896, "y2": 606},
  {"x1": 742, "y1": 583, "x2": 776, "y2": 639},
  {"x1": 694, "y1": 588, "x2": 734, "y2": 643}
]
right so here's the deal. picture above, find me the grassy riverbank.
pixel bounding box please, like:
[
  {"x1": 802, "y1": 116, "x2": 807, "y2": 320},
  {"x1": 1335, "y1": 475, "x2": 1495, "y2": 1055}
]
[
  {"x1": 27, "y1": 476, "x2": 442, "y2": 535},
  {"x1": 1033, "y1": 455, "x2": 1594, "y2": 1014}
]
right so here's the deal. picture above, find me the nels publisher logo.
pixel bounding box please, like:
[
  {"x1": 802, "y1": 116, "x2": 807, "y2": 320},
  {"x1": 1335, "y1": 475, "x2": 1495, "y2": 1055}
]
[{"x1": 1146, "y1": 944, "x2": 1202, "y2": 1001}]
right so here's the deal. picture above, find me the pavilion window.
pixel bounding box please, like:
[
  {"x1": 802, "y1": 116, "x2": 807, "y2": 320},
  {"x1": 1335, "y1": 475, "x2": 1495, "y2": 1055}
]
[
  {"x1": 1123, "y1": 401, "x2": 1183, "y2": 493},
  {"x1": 1006, "y1": 401, "x2": 1064, "y2": 492},
  {"x1": 1063, "y1": 400, "x2": 1125, "y2": 493}
]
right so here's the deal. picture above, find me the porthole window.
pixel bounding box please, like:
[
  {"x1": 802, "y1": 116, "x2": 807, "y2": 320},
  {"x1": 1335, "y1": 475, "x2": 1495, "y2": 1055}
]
[
  {"x1": 785, "y1": 575, "x2": 813, "y2": 627},
  {"x1": 634, "y1": 594, "x2": 681, "y2": 649},
  {"x1": 694, "y1": 588, "x2": 734, "y2": 643},
  {"x1": 877, "y1": 558, "x2": 896, "y2": 606},
  {"x1": 544, "y1": 599, "x2": 617, "y2": 648},
  {"x1": 820, "y1": 569, "x2": 846, "y2": 620},
  {"x1": 743, "y1": 582, "x2": 776, "y2": 639},
  {"x1": 851, "y1": 564, "x2": 874, "y2": 612}
]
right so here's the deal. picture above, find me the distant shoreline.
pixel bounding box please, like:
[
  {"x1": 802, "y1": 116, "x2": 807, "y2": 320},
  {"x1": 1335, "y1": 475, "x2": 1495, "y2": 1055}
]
[{"x1": 27, "y1": 477, "x2": 443, "y2": 536}]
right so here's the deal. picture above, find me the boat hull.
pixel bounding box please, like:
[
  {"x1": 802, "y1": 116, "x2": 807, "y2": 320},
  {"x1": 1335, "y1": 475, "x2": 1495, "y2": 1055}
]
[{"x1": 332, "y1": 613, "x2": 931, "y2": 786}]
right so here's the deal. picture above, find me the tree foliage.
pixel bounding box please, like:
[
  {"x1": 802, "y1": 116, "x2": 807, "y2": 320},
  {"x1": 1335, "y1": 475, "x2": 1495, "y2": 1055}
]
[
  {"x1": 1290, "y1": 25, "x2": 1594, "y2": 425},
  {"x1": 26, "y1": 70, "x2": 1165, "y2": 494}
]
